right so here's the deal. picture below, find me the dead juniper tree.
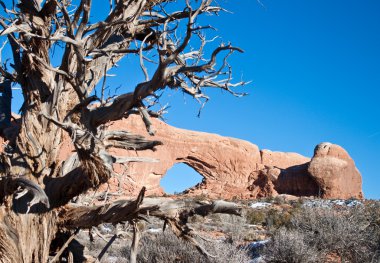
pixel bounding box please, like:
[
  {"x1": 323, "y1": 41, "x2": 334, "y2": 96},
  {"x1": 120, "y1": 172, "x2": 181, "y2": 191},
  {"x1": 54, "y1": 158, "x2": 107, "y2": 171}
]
[{"x1": 0, "y1": 0, "x2": 247, "y2": 262}]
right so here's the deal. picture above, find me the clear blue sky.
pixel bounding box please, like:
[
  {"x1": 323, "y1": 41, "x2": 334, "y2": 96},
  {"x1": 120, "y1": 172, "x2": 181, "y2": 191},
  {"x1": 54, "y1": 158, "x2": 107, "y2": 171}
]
[
  {"x1": 2, "y1": 1, "x2": 379, "y2": 198},
  {"x1": 159, "y1": 0, "x2": 380, "y2": 198}
]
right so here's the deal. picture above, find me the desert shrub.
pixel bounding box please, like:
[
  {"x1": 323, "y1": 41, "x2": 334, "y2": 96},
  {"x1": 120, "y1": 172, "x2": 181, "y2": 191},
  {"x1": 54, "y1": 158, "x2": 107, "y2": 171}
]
[
  {"x1": 273, "y1": 196, "x2": 286, "y2": 205},
  {"x1": 290, "y1": 198, "x2": 305, "y2": 209},
  {"x1": 263, "y1": 228, "x2": 321, "y2": 263},
  {"x1": 188, "y1": 214, "x2": 207, "y2": 224},
  {"x1": 363, "y1": 200, "x2": 380, "y2": 227},
  {"x1": 263, "y1": 204, "x2": 380, "y2": 263},
  {"x1": 245, "y1": 209, "x2": 266, "y2": 225},
  {"x1": 121, "y1": 231, "x2": 250, "y2": 263},
  {"x1": 265, "y1": 209, "x2": 293, "y2": 229},
  {"x1": 209, "y1": 241, "x2": 251, "y2": 263},
  {"x1": 263, "y1": 196, "x2": 275, "y2": 203},
  {"x1": 291, "y1": 206, "x2": 380, "y2": 262},
  {"x1": 193, "y1": 194, "x2": 208, "y2": 202},
  {"x1": 245, "y1": 206, "x2": 298, "y2": 228},
  {"x1": 223, "y1": 223, "x2": 246, "y2": 244}
]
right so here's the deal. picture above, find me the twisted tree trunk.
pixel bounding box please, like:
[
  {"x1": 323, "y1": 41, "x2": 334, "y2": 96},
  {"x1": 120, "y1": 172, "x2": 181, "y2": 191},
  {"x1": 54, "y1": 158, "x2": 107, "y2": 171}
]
[{"x1": 0, "y1": 0, "x2": 246, "y2": 261}]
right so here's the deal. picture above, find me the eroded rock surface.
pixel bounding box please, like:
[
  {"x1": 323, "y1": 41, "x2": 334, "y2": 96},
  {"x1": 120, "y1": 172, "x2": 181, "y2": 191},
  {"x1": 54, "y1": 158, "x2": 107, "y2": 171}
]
[
  {"x1": 107, "y1": 115, "x2": 263, "y2": 199},
  {"x1": 10, "y1": 114, "x2": 362, "y2": 199},
  {"x1": 64, "y1": 115, "x2": 362, "y2": 199},
  {"x1": 308, "y1": 143, "x2": 363, "y2": 199}
]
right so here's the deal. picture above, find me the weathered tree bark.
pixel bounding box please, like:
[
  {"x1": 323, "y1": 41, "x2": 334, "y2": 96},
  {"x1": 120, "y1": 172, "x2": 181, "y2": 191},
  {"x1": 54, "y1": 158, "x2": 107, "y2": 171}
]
[{"x1": 0, "y1": 0, "x2": 247, "y2": 261}]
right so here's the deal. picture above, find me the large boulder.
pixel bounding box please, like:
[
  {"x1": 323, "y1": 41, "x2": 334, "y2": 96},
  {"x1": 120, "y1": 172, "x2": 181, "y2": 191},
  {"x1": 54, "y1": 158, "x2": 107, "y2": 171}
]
[{"x1": 308, "y1": 143, "x2": 363, "y2": 199}]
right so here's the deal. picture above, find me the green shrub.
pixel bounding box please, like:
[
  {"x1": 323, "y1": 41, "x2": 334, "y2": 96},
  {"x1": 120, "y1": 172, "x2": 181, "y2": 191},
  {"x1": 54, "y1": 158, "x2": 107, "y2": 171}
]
[
  {"x1": 245, "y1": 210, "x2": 266, "y2": 225},
  {"x1": 265, "y1": 209, "x2": 292, "y2": 229}
]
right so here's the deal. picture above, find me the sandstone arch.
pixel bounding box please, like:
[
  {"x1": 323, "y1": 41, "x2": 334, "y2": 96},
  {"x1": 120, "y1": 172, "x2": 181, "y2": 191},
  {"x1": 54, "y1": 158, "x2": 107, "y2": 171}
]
[
  {"x1": 4, "y1": 113, "x2": 363, "y2": 200},
  {"x1": 101, "y1": 114, "x2": 362, "y2": 199},
  {"x1": 160, "y1": 163, "x2": 204, "y2": 194}
]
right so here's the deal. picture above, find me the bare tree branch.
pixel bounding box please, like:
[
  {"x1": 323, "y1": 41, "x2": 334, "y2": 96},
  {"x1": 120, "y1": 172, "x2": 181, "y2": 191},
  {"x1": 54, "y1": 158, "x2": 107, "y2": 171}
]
[{"x1": 0, "y1": 0, "x2": 248, "y2": 260}]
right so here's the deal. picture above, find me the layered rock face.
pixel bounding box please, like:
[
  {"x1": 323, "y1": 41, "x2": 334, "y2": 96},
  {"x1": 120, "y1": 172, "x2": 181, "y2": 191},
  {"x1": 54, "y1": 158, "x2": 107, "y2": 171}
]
[
  {"x1": 0, "y1": 114, "x2": 345, "y2": 199},
  {"x1": 56, "y1": 114, "x2": 363, "y2": 199}
]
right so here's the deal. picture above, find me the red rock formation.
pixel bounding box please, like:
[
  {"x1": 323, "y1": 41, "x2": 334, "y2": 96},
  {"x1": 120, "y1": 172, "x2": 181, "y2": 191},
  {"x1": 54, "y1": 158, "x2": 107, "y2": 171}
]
[
  {"x1": 308, "y1": 143, "x2": 363, "y2": 199},
  {"x1": 107, "y1": 114, "x2": 263, "y2": 199},
  {"x1": 106, "y1": 115, "x2": 334, "y2": 199},
  {"x1": 275, "y1": 163, "x2": 320, "y2": 197},
  {"x1": 5, "y1": 114, "x2": 364, "y2": 199},
  {"x1": 261, "y1": 150, "x2": 310, "y2": 169}
]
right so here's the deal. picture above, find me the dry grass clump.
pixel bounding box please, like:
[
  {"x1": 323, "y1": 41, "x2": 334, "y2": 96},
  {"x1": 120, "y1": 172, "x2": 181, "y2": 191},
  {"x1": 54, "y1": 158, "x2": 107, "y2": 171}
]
[
  {"x1": 75, "y1": 199, "x2": 380, "y2": 263},
  {"x1": 245, "y1": 206, "x2": 298, "y2": 229},
  {"x1": 121, "y1": 231, "x2": 250, "y2": 263},
  {"x1": 245, "y1": 209, "x2": 266, "y2": 225},
  {"x1": 265, "y1": 208, "x2": 293, "y2": 229},
  {"x1": 262, "y1": 203, "x2": 380, "y2": 263},
  {"x1": 263, "y1": 228, "x2": 320, "y2": 263}
]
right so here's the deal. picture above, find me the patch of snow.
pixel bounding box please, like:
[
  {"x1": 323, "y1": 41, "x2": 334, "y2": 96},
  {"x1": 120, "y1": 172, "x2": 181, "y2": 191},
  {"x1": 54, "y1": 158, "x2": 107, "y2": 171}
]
[
  {"x1": 99, "y1": 224, "x2": 112, "y2": 233},
  {"x1": 246, "y1": 240, "x2": 270, "y2": 261},
  {"x1": 247, "y1": 224, "x2": 261, "y2": 228},
  {"x1": 146, "y1": 228, "x2": 162, "y2": 233},
  {"x1": 302, "y1": 199, "x2": 363, "y2": 208},
  {"x1": 347, "y1": 200, "x2": 363, "y2": 207},
  {"x1": 106, "y1": 256, "x2": 119, "y2": 263},
  {"x1": 303, "y1": 200, "x2": 332, "y2": 208},
  {"x1": 332, "y1": 200, "x2": 345, "y2": 206},
  {"x1": 250, "y1": 202, "x2": 271, "y2": 209},
  {"x1": 249, "y1": 257, "x2": 266, "y2": 263},
  {"x1": 248, "y1": 240, "x2": 269, "y2": 249}
]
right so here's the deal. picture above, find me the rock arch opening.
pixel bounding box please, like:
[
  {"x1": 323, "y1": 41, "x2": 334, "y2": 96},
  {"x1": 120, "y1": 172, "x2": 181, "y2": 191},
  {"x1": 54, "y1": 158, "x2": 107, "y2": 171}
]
[{"x1": 160, "y1": 163, "x2": 204, "y2": 194}]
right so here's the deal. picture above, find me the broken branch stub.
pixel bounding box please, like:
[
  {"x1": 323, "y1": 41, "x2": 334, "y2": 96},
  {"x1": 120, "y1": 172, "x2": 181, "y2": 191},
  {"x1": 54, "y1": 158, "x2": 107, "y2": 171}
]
[{"x1": 12, "y1": 177, "x2": 50, "y2": 214}]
